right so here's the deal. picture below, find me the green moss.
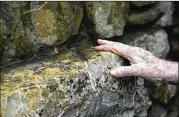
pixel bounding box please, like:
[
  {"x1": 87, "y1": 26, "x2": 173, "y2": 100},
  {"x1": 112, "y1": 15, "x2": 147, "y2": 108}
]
[
  {"x1": 58, "y1": 51, "x2": 73, "y2": 60},
  {"x1": 13, "y1": 26, "x2": 36, "y2": 57},
  {"x1": 35, "y1": 9, "x2": 55, "y2": 39},
  {"x1": 55, "y1": 2, "x2": 83, "y2": 45},
  {"x1": 106, "y1": 2, "x2": 129, "y2": 31}
]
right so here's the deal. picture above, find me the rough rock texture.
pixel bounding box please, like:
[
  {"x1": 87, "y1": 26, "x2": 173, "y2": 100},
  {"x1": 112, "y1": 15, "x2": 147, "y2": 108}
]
[
  {"x1": 85, "y1": 1, "x2": 129, "y2": 38},
  {"x1": 1, "y1": 39, "x2": 151, "y2": 117},
  {"x1": 30, "y1": 1, "x2": 83, "y2": 45},
  {"x1": 0, "y1": 2, "x2": 38, "y2": 63},
  {"x1": 0, "y1": 1, "x2": 83, "y2": 64}
]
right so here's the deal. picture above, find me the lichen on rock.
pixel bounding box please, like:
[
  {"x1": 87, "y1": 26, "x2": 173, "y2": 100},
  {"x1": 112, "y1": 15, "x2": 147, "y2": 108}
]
[
  {"x1": 1, "y1": 40, "x2": 151, "y2": 117},
  {"x1": 31, "y1": 1, "x2": 83, "y2": 46}
]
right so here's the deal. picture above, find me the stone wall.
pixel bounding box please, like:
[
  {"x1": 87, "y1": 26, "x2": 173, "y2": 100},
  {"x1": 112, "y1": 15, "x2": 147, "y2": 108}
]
[{"x1": 0, "y1": 1, "x2": 179, "y2": 117}]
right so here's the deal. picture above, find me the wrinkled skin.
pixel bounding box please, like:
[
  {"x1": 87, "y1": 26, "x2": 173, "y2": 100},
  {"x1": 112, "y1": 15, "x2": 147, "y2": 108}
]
[{"x1": 95, "y1": 39, "x2": 178, "y2": 84}]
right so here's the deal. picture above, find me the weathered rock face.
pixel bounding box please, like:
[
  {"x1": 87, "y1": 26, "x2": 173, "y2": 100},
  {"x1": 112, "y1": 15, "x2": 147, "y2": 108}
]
[
  {"x1": 30, "y1": 1, "x2": 83, "y2": 45},
  {"x1": 0, "y1": 2, "x2": 38, "y2": 63},
  {"x1": 85, "y1": 1, "x2": 129, "y2": 38},
  {"x1": 1, "y1": 40, "x2": 151, "y2": 117},
  {"x1": 0, "y1": 1, "x2": 83, "y2": 64}
]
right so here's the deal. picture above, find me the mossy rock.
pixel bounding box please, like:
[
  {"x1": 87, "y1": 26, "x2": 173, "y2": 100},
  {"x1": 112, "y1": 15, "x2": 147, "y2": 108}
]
[
  {"x1": 30, "y1": 2, "x2": 83, "y2": 46},
  {"x1": 1, "y1": 42, "x2": 150, "y2": 116},
  {"x1": 12, "y1": 25, "x2": 37, "y2": 57},
  {"x1": 0, "y1": 2, "x2": 38, "y2": 62},
  {"x1": 85, "y1": 1, "x2": 129, "y2": 38},
  {"x1": 0, "y1": 43, "x2": 109, "y2": 116}
]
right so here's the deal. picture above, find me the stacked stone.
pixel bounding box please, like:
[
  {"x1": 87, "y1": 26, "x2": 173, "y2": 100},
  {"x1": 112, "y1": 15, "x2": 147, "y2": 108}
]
[{"x1": 0, "y1": 1, "x2": 178, "y2": 117}]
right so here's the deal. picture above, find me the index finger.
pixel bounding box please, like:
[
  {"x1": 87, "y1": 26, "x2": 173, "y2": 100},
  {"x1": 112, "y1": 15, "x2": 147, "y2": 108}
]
[
  {"x1": 95, "y1": 43, "x2": 136, "y2": 64},
  {"x1": 97, "y1": 39, "x2": 116, "y2": 45}
]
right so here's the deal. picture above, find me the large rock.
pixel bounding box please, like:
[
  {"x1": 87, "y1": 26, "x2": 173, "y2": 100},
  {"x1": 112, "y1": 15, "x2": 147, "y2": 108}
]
[
  {"x1": 85, "y1": 1, "x2": 129, "y2": 38},
  {"x1": 0, "y1": 1, "x2": 83, "y2": 64},
  {"x1": 30, "y1": 1, "x2": 83, "y2": 45},
  {"x1": 1, "y1": 39, "x2": 151, "y2": 117},
  {"x1": 0, "y1": 2, "x2": 38, "y2": 62}
]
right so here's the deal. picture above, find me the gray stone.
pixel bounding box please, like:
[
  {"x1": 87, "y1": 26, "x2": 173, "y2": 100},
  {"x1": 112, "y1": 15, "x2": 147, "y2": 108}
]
[
  {"x1": 85, "y1": 1, "x2": 129, "y2": 38},
  {"x1": 30, "y1": 1, "x2": 83, "y2": 45}
]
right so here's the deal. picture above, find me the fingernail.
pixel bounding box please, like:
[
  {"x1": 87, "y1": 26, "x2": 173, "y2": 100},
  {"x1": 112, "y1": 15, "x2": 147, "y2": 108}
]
[{"x1": 110, "y1": 70, "x2": 118, "y2": 75}]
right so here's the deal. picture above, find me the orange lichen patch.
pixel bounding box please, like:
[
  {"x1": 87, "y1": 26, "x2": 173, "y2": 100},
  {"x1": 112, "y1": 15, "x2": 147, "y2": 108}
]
[{"x1": 35, "y1": 9, "x2": 55, "y2": 39}]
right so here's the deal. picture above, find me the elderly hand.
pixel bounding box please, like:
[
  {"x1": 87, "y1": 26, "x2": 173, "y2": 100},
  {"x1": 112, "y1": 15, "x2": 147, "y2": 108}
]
[{"x1": 95, "y1": 39, "x2": 178, "y2": 84}]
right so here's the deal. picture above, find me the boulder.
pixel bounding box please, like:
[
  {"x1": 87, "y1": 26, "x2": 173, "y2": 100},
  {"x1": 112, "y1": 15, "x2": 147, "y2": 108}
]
[
  {"x1": 0, "y1": 2, "x2": 38, "y2": 62},
  {"x1": 85, "y1": 1, "x2": 129, "y2": 38},
  {"x1": 30, "y1": 1, "x2": 83, "y2": 45},
  {"x1": 1, "y1": 39, "x2": 151, "y2": 117}
]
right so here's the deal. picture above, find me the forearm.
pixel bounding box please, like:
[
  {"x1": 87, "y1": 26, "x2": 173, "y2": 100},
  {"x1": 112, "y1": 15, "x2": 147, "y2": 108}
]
[
  {"x1": 158, "y1": 59, "x2": 178, "y2": 84},
  {"x1": 139, "y1": 59, "x2": 178, "y2": 84}
]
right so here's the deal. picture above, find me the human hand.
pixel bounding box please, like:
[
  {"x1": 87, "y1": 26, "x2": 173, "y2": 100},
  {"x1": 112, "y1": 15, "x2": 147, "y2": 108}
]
[{"x1": 95, "y1": 39, "x2": 178, "y2": 84}]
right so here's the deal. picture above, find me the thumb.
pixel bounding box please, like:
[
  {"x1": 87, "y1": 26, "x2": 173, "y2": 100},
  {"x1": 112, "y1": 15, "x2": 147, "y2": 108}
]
[{"x1": 110, "y1": 65, "x2": 141, "y2": 78}]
